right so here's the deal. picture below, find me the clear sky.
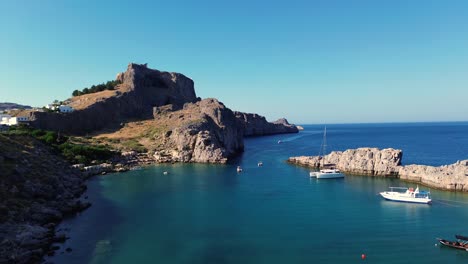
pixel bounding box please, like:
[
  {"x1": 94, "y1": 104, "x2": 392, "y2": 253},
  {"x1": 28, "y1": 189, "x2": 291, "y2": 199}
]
[{"x1": 1, "y1": 0, "x2": 467, "y2": 124}]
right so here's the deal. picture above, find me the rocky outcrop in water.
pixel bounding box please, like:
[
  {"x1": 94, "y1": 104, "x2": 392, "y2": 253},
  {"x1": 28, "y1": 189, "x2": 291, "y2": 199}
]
[
  {"x1": 288, "y1": 148, "x2": 402, "y2": 176},
  {"x1": 234, "y1": 112, "x2": 298, "y2": 136},
  {"x1": 288, "y1": 148, "x2": 468, "y2": 191},
  {"x1": 153, "y1": 98, "x2": 244, "y2": 163},
  {"x1": 0, "y1": 134, "x2": 89, "y2": 263},
  {"x1": 29, "y1": 63, "x2": 198, "y2": 135},
  {"x1": 399, "y1": 160, "x2": 468, "y2": 191}
]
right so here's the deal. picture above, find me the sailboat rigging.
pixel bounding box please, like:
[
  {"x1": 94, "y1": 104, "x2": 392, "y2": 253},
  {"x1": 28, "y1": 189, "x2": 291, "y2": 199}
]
[{"x1": 310, "y1": 126, "x2": 344, "y2": 179}]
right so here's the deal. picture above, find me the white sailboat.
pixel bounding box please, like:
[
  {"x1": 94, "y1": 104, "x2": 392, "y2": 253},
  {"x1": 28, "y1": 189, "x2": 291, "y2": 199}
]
[{"x1": 310, "y1": 127, "x2": 344, "y2": 179}]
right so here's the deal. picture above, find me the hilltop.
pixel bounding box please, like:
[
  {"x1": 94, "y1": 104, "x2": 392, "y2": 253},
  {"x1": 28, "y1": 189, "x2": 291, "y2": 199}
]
[{"x1": 0, "y1": 102, "x2": 31, "y2": 111}]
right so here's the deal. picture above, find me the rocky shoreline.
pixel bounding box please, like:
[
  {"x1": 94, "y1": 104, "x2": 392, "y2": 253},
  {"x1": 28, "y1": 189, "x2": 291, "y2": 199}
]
[
  {"x1": 288, "y1": 147, "x2": 468, "y2": 191},
  {"x1": 0, "y1": 135, "x2": 91, "y2": 264}
]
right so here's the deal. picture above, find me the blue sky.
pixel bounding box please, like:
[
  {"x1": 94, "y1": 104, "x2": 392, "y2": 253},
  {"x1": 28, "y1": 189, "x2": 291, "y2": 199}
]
[{"x1": 1, "y1": 0, "x2": 467, "y2": 124}]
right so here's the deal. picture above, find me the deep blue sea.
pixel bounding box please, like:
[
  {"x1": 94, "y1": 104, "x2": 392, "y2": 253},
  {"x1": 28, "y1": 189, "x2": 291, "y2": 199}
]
[{"x1": 49, "y1": 122, "x2": 468, "y2": 264}]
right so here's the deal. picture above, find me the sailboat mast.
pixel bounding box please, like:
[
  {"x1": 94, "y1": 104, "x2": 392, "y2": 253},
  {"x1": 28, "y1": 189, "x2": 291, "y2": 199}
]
[{"x1": 322, "y1": 126, "x2": 327, "y2": 156}]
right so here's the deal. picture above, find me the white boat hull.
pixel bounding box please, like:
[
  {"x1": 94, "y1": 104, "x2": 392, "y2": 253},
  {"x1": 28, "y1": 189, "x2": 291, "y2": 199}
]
[
  {"x1": 316, "y1": 172, "x2": 344, "y2": 179},
  {"x1": 380, "y1": 192, "x2": 431, "y2": 204}
]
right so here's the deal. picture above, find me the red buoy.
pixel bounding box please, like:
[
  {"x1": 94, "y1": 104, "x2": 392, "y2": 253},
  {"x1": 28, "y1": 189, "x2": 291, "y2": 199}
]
[{"x1": 361, "y1": 254, "x2": 366, "y2": 260}]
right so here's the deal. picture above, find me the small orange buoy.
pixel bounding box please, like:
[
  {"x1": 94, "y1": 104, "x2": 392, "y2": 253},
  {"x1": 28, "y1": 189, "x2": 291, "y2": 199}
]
[{"x1": 361, "y1": 254, "x2": 366, "y2": 260}]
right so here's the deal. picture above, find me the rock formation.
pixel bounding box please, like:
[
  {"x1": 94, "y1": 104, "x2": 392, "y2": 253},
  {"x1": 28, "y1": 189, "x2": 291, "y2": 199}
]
[
  {"x1": 288, "y1": 148, "x2": 402, "y2": 176},
  {"x1": 29, "y1": 63, "x2": 198, "y2": 135},
  {"x1": 288, "y1": 148, "x2": 468, "y2": 191},
  {"x1": 399, "y1": 160, "x2": 468, "y2": 191},
  {"x1": 152, "y1": 98, "x2": 244, "y2": 163},
  {"x1": 234, "y1": 112, "x2": 298, "y2": 136},
  {"x1": 0, "y1": 134, "x2": 89, "y2": 263},
  {"x1": 26, "y1": 63, "x2": 299, "y2": 164}
]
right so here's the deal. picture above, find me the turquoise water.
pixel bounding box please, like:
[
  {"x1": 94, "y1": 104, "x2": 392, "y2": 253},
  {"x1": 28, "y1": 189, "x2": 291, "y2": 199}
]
[{"x1": 50, "y1": 123, "x2": 468, "y2": 264}]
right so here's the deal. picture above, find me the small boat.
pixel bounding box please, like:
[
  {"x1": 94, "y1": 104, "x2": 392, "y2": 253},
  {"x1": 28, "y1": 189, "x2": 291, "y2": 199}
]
[
  {"x1": 257, "y1": 161, "x2": 263, "y2": 167},
  {"x1": 277, "y1": 140, "x2": 282, "y2": 144},
  {"x1": 163, "y1": 171, "x2": 169, "y2": 175},
  {"x1": 438, "y1": 235, "x2": 468, "y2": 251},
  {"x1": 380, "y1": 186, "x2": 432, "y2": 204},
  {"x1": 236, "y1": 166, "x2": 243, "y2": 173}
]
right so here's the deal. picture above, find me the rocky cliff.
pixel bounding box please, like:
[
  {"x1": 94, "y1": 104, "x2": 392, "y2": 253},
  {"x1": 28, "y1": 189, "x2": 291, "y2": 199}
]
[
  {"x1": 288, "y1": 148, "x2": 468, "y2": 191},
  {"x1": 0, "y1": 134, "x2": 89, "y2": 263},
  {"x1": 152, "y1": 98, "x2": 244, "y2": 163},
  {"x1": 27, "y1": 63, "x2": 299, "y2": 164},
  {"x1": 288, "y1": 148, "x2": 402, "y2": 176},
  {"x1": 234, "y1": 112, "x2": 298, "y2": 136},
  {"x1": 29, "y1": 63, "x2": 198, "y2": 135},
  {"x1": 94, "y1": 97, "x2": 299, "y2": 164}
]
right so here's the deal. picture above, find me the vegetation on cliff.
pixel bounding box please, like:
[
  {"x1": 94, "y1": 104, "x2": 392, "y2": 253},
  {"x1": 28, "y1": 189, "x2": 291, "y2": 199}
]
[
  {"x1": 71, "y1": 80, "x2": 121, "y2": 97},
  {"x1": 3, "y1": 126, "x2": 115, "y2": 165}
]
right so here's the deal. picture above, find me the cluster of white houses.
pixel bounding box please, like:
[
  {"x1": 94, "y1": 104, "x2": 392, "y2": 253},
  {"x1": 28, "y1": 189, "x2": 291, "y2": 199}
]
[
  {"x1": 0, "y1": 114, "x2": 29, "y2": 126},
  {"x1": 0, "y1": 104, "x2": 75, "y2": 127},
  {"x1": 44, "y1": 104, "x2": 74, "y2": 113}
]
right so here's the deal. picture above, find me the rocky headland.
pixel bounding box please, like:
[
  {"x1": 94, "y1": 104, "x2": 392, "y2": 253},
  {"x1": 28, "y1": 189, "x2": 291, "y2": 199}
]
[
  {"x1": 25, "y1": 63, "x2": 298, "y2": 164},
  {"x1": 0, "y1": 134, "x2": 90, "y2": 264},
  {"x1": 234, "y1": 112, "x2": 298, "y2": 136},
  {"x1": 288, "y1": 148, "x2": 468, "y2": 191}
]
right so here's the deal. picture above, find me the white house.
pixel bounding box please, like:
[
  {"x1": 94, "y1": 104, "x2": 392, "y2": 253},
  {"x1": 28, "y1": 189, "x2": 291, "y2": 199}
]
[
  {"x1": 58, "y1": 105, "x2": 74, "y2": 113},
  {"x1": 45, "y1": 104, "x2": 58, "y2": 111},
  {"x1": 0, "y1": 115, "x2": 29, "y2": 126},
  {"x1": 0, "y1": 114, "x2": 12, "y2": 125}
]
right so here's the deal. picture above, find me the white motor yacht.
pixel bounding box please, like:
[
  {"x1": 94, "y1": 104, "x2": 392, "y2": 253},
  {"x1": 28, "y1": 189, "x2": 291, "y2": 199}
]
[{"x1": 380, "y1": 186, "x2": 432, "y2": 204}]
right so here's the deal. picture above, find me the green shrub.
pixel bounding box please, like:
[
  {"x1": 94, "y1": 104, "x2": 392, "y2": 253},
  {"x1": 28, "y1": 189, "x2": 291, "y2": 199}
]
[
  {"x1": 31, "y1": 129, "x2": 46, "y2": 137},
  {"x1": 72, "y1": 80, "x2": 121, "y2": 97},
  {"x1": 58, "y1": 143, "x2": 114, "y2": 164},
  {"x1": 122, "y1": 139, "x2": 147, "y2": 153},
  {"x1": 40, "y1": 131, "x2": 58, "y2": 144}
]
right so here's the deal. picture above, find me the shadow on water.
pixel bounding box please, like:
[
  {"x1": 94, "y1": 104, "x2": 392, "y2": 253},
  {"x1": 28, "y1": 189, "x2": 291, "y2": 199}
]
[{"x1": 46, "y1": 176, "x2": 125, "y2": 264}]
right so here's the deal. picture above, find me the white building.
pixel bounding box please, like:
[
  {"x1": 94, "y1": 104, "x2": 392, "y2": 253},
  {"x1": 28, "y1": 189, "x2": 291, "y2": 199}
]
[
  {"x1": 0, "y1": 115, "x2": 29, "y2": 126},
  {"x1": 0, "y1": 114, "x2": 12, "y2": 125},
  {"x1": 58, "y1": 105, "x2": 74, "y2": 113},
  {"x1": 45, "y1": 104, "x2": 58, "y2": 111}
]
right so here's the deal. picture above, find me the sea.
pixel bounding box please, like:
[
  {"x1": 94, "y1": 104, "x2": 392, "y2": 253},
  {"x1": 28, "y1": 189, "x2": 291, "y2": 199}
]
[{"x1": 49, "y1": 122, "x2": 468, "y2": 264}]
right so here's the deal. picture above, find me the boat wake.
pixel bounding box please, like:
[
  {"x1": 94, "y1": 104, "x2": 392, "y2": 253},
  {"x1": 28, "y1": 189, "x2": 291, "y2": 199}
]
[
  {"x1": 279, "y1": 134, "x2": 306, "y2": 142},
  {"x1": 432, "y1": 198, "x2": 468, "y2": 207}
]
